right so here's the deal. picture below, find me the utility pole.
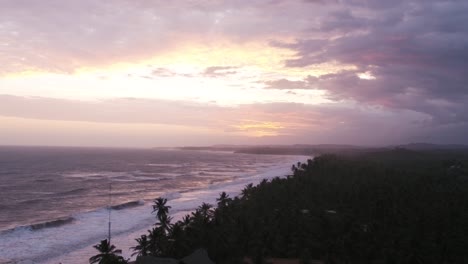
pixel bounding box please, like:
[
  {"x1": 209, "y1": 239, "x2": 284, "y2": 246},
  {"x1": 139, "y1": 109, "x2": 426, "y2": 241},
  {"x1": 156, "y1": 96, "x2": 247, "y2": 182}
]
[{"x1": 108, "y1": 182, "x2": 112, "y2": 243}]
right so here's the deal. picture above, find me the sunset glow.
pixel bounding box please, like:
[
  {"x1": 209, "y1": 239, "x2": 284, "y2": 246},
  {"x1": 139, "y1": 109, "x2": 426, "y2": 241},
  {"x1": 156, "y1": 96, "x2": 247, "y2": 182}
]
[{"x1": 1, "y1": 0, "x2": 467, "y2": 146}]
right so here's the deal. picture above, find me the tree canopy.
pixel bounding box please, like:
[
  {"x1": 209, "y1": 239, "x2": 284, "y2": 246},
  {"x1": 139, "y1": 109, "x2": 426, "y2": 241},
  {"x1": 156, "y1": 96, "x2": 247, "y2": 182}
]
[{"x1": 92, "y1": 148, "x2": 468, "y2": 263}]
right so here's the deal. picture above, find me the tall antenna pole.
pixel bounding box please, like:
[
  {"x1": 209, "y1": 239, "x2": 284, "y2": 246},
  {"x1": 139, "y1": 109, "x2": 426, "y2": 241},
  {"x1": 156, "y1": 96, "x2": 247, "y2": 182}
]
[{"x1": 108, "y1": 181, "x2": 112, "y2": 243}]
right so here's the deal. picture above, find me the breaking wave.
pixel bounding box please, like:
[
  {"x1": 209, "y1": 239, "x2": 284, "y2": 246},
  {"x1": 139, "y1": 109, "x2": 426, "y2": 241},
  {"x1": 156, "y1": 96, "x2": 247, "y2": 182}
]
[{"x1": 110, "y1": 200, "x2": 145, "y2": 210}]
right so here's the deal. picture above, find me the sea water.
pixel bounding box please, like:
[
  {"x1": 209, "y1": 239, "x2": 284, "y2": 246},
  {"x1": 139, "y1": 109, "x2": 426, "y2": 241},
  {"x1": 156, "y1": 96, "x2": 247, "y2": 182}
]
[{"x1": 0, "y1": 146, "x2": 309, "y2": 263}]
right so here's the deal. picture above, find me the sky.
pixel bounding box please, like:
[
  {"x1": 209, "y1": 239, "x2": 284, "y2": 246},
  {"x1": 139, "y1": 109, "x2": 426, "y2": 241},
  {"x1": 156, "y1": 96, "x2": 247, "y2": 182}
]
[{"x1": 1, "y1": 0, "x2": 467, "y2": 147}]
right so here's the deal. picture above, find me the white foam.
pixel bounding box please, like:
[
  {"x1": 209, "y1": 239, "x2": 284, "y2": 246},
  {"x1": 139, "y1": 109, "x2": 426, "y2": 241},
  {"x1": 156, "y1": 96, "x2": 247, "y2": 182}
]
[
  {"x1": 0, "y1": 155, "x2": 310, "y2": 264},
  {"x1": 63, "y1": 171, "x2": 125, "y2": 179},
  {"x1": 146, "y1": 163, "x2": 185, "y2": 168}
]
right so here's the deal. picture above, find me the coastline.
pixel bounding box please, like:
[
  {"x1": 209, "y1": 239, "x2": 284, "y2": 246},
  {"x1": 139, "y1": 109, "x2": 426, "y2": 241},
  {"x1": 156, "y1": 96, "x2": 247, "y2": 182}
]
[{"x1": 4, "y1": 155, "x2": 310, "y2": 264}]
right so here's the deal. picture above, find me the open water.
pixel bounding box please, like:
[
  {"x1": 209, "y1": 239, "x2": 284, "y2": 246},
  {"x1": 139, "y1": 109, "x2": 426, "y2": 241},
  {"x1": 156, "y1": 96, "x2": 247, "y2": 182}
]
[{"x1": 0, "y1": 146, "x2": 309, "y2": 263}]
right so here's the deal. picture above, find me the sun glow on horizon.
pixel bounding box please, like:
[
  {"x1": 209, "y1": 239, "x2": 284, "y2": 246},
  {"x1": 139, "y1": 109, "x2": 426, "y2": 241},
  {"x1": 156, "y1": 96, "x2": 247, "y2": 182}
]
[
  {"x1": 232, "y1": 121, "x2": 287, "y2": 137},
  {"x1": 1, "y1": 0, "x2": 467, "y2": 147}
]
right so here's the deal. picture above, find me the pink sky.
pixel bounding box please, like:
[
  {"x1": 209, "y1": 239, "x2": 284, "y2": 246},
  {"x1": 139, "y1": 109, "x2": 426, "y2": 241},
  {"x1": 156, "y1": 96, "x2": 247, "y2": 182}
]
[{"x1": 1, "y1": 0, "x2": 467, "y2": 147}]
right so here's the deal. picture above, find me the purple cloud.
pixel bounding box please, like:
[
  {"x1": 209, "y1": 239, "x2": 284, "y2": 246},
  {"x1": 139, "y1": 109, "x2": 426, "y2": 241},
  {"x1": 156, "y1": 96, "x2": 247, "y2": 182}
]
[
  {"x1": 1, "y1": 0, "x2": 468, "y2": 145},
  {"x1": 265, "y1": 0, "x2": 468, "y2": 126},
  {"x1": 3, "y1": 95, "x2": 462, "y2": 145},
  {"x1": 263, "y1": 79, "x2": 311, "y2": 89}
]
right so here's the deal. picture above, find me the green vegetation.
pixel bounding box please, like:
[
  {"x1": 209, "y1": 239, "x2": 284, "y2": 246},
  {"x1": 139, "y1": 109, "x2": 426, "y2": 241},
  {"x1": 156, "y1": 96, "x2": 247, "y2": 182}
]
[
  {"x1": 91, "y1": 148, "x2": 468, "y2": 263},
  {"x1": 89, "y1": 239, "x2": 128, "y2": 264}
]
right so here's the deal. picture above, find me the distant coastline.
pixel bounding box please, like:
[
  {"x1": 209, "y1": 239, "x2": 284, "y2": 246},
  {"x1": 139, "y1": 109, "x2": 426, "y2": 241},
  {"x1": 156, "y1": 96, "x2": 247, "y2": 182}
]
[{"x1": 178, "y1": 143, "x2": 468, "y2": 156}]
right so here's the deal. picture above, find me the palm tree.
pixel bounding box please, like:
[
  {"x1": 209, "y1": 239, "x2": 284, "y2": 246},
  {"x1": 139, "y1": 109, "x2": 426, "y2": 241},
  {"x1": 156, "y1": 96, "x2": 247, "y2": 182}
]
[
  {"x1": 199, "y1": 202, "x2": 214, "y2": 222},
  {"x1": 89, "y1": 239, "x2": 127, "y2": 264},
  {"x1": 131, "y1": 234, "x2": 150, "y2": 257},
  {"x1": 181, "y1": 214, "x2": 192, "y2": 227},
  {"x1": 157, "y1": 213, "x2": 173, "y2": 234},
  {"x1": 169, "y1": 222, "x2": 191, "y2": 258},
  {"x1": 241, "y1": 183, "x2": 254, "y2": 199},
  {"x1": 147, "y1": 227, "x2": 164, "y2": 256},
  {"x1": 147, "y1": 225, "x2": 175, "y2": 257},
  {"x1": 217, "y1": 192, "x2": 231, "y2": 208},
  {"x1": 152, "y1": 197, "x2": 171, "y2": 223}
]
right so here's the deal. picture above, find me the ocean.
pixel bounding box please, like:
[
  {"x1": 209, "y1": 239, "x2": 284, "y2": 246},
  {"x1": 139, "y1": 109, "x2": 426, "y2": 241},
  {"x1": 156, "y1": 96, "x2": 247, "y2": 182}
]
[{"x1": 0, "y1": 146, "x2": 309, "y2": 263}]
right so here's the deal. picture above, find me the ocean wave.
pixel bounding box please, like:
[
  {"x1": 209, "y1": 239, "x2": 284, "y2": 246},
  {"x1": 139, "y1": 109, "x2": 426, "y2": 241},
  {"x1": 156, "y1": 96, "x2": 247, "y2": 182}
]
[
  {"x1": 165, "y1": 191, "x2": 182, "y2": 200},
  {"x1": 29, "y1": 217, "x2": 75, "y2": 231},
  {"x1": 1, "y1": 217, "x2": 75, "y2": 234},
  {"x1": 112, "y1": 178, "x2": 136, "y2": 182},
  {"x1": 196, "y1": 171, "x2": 243, "y2": 177},
  {"x1": 110, "y1": 200, "x2": 144, "y2": 210},
  {"x1": 132, "y1": 176, "x2": 171, "y2": 181},
  {"x1": 0, "y1": 154, "x2": 310, "y2": 263},
  {"x1": 154, "y1": 172, "x2": 180, "y2": 177},
  {"x1": 146, "y1": 163, "x2": 185, "y2": 168},
  {"x1": 30, "y1": 191, "x2": 55, "y2": 195},
  {"x1": 63, "y1": 171, "x2": 123, "y2": 179},
  {"x1": 55, "y1": 188, "x2": 87, "y2": 196},
  {"x1": 1, "y1": 199, "x2": 147, "y2": 235},
  {"x1": 129, "y1": 170, "x2": 158, "y2": 177},
  {"x1": 34, "y1": 178, "x2": 53, "y2": 183},
  {"x1": 18, "y1": 198, "x2": 47, "y2": 206}
]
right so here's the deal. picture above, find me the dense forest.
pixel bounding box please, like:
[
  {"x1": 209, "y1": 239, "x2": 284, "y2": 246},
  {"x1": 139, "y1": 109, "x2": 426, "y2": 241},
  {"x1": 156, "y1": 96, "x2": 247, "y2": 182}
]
[{"x1": 91, "y1": 148, "x2": 468, "y2": 263}]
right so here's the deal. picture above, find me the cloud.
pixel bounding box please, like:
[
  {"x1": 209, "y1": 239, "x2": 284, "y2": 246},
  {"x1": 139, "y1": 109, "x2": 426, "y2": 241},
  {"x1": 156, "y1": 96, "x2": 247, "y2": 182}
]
[
  {"x1": 265, "y1": 0, "x2": 468, "y2": 126},
  {"x1": 263, "y1": 70, "x2": 468, "y2": 125},
  {"x1": 263, "y1": 78, "x2": 311, "y2": 90},
  {"x1": 0, "y1": 1, "x2": 172, "y2": 74},
  {"x1": 2, "y1": 0, "x2": 468, "y2": 145},
  {"x1": 203, "y1": 66, "x2": 238, "y2": 77},
  {"x1": 144, "y1": 66, "x2": 239, "y2": 79},
  {"x1": 151, "y1": 68, "x2": 177, "y2": 78},
  {"x1": 0, "y1": 95, "x2": 222, "y2": 128},
  {"x1": 0, "y1": 0, "x2": 331, "y2": 74},
  {"x1": 2, "y1": 94, "x2": 462, "y2": 145}
]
